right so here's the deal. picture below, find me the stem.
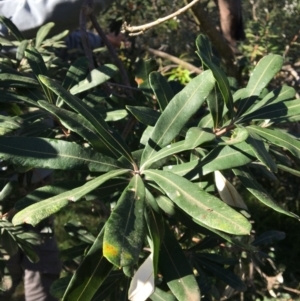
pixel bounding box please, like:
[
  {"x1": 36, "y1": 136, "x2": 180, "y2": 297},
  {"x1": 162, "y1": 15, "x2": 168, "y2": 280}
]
[{"x1": 123, "y1": 0, "x2": 201, "y2": 36}]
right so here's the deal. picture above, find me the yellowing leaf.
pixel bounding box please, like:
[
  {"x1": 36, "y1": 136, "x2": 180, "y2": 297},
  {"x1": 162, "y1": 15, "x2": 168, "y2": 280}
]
[
  {"x1": 214, "y1": 171, "x2": 248, "y2": 210},
  {"x1": 128, "y1": 252, "x2": 155, "y2": 301}
]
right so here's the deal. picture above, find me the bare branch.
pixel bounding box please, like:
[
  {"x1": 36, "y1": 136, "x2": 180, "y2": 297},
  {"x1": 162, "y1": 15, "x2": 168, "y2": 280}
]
[
  {"x1": 80, "y1": 0, "x2": 95, "y2": 71},
  {"x1": 147, "y1": 47, "x2": 202, "y2": 74},
  {"x1": 123, "y1": 0, "x2": 200, "y2": 36},
  {"x1": 80, "y1": 0, "x2": 133, "y2": 97}
]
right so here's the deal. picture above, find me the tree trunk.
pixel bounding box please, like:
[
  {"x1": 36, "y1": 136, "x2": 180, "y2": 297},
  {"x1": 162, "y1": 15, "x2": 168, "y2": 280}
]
[{"x1": 216, "y1": 0, "x2": 245, "y2": 53}]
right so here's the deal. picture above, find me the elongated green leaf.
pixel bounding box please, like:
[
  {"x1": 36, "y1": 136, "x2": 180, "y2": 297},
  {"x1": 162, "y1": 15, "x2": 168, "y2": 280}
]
[
  {"x1": 104, "y1": 110, "x2": 127, "y2": 122},
  {"x1": 35, "y1": 22, "x2": 55, "y2": 48},
  {"x1": 233, "y1": 167, "x2": 298, "y2": 218},
  {"x1": 277, "y1": 164, "x2": 300, "y2": 177},
  {"x1": 196, "y1": 35, "x2": 233, "y2": 114},
  {"x1": 0, "y1": 137, "x2": 124, "y2": 172},
  {"x1": 141, "y1": 70, "x2": 215, "y2": 164},
  {"x1": 145, "y1": 188, "x2": 160, "y2": 213},
  {"x1": 39, "y1": 75, "x2": 134, "y2": 164},
  {"x1": 50, "y1": 276, "x2": 72, "y2": 299},
  {"x1": 70, "y1": 65, "x2": 118, "y2": 95},
  {"x1": 246, "y1": 132, "x2": 277, "y2": 172},
  {"x1": 156, "y1": 195, "x2": 176, "y2": 217},
  {"x1": 0, "y1": 90, "x2": 39, "y2": 107},
  {"x1": 62, "y1": 229, "x2": 113, "y2": 301},
  {"x1": 236, "y1": 55, "x2": 283, "y2": 117},
  {"x1": 167, "y1": 142, "x2": 256, "y2": 178},
  {"x1": 195, "y1": 256, "x2": 246, "y2": 291},
  {"x1": 16, "y1": 39, "x2": 29, "y2": 61},
  {"x1": 38, "y1": 100, "x2": 110, "y2": 154},
  {"x1": 245, "y1": 86, "x2": 296, "y2": 114},
  {"x1": 145, "y1": 206, "x2": 164, "y2": 276},
  {"x1": 249, "y1": 99, "x2": 300, "y2": 123},
  {"x1": 103, "y1": 175, "x2": 145, "y2": 267},
  {"x1": 207, "y1": 86, "x2": 223, "y2": 129},
  {"x1": 149, "y1": 72, "x2": 174, "y2": 111},
  {"x1": 252, "y1": 231, "x2": 286, "y2": 246},
  {"x1": 25, "y1": 47, "x2": 55, "y2": 103},
  {"x1": 62, "y1": 57, "x2": 89, "y2": 91},
  {"x1": 141, "y1": 141, "x2": 190, "y2": 170},
  {"x1": 249, "y1": 125, "x2": 300, "y2": 159},
  {"x1": 159, "y1": 226, "x2": 200, "y2": 301},
  {"x1": 25, "y1": 47, "x2": 47, "y2": 77},
  {"x1": 198, "y1": 113, "x2": 213, "y2": 128},
  {"x1": 0, "y1": 16, "x2": 24, "y2": 41},
  {"x1": 126, "y1": 106, "x2": 160, "y2": 126},
  {"x1": 185, "y1": 127, "x2": 216, "y2": 149},
  {"x1": 12, "y1": 169, "x2": 130, "y2": 226},
  {"x1": 150, "y1": 287, "x2": 177, "y2": 301},
  {"x1": 144, "y1": 170, "x2": 251, "y2": 235},
  {"x1": 15, "y1": 179, "x2": 127, "y2": 211},
  {"x1": 201, "y1": 142, "x2": 256, "y2": 176},
  {"x1": 0, "y1": 73, "x2": 39, "y2": 88}
]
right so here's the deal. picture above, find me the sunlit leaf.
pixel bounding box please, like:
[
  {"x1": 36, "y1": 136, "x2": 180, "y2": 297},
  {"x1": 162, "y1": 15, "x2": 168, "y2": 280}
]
[
  {"x1": 70, "y1": 65, "x2": 118, "y2": 95},
  {"x1": 103, "y1": 175, "x2": 145, "y2": 267},
  {"x1": 35, "y1": 22, "x2": 55, "y2": 48},
  {"x1": 12, "y1": 169, "x2": 130, "y2": 226},
  {"x1": 249, "y1": 125, "x2": 300, "y2": 159},
  {"x1": 184, "y1": 127, "x2": 216, "y2": 149},
  {"x1": 144, "y1": 170, "x2": 251, "y2": 235},
  {"x1": 0, "y1": 16, "x2": 24, "y2": 41},
  {"x1": 141, "y1": 70, "x2": 215, "y2": 165},
  {"x1": 39, "y1": 75, "x2": 134, "y2": 164},
  {"x1": 236, "y1": 54, "x2": 283, "y2": 116},
  {"x1": 0, "y1": 137, "x2": 124, "y2": 172}
]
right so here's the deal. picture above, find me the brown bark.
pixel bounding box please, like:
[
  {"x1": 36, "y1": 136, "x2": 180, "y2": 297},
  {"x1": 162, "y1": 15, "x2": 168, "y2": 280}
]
[
  {"x1": 216, "y1": 0, "x2": 245, "y2": 53},
  {"x1": 185, "y1": 0, "x2": 237, "y2": 77}
]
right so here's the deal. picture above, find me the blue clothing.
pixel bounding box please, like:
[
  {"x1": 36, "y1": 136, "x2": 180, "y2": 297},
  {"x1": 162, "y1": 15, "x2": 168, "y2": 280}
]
[{"x1": 0, "y1": 0, "x2": 114, "y2": 38}]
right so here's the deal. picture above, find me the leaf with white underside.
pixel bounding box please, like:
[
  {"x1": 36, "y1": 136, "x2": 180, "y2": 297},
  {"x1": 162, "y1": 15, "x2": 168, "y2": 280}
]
[
  {"x1": 144, "y1": 170, "x2": 251, "y2": 235},
  {"x1": 214, "y1": 171, "x2": 247, "y2": 210},
  {"x1": 128, "y1": 253, "x2": 154, "y2": 301}
]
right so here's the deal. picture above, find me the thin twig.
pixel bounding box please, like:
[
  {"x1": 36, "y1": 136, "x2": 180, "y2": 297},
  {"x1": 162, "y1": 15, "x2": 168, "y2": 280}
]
[
  {"x1": 123, "y1": 0, "x2": 200, "y2": 36},
  {"x1": 89, "y1": 14, "x2": 133, "y2": 97},
  {"x1": 80, "y1": 0, "x2": 95, "y2": 71},
  {"x1": 107, "y1": 82, "x2": 142, "y2": 92},
  {"x1": 147, "y1": 47, "x2": 202, "y2": 74},
  {"x1": 282, "y1": 285, "x2": 300, "y2": 295}
]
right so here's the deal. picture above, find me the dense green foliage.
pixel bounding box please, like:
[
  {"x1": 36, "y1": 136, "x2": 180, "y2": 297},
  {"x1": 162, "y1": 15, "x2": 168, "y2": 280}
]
[{"x1": 0, "y1": 1, "x2": 300, "y2": 300}]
